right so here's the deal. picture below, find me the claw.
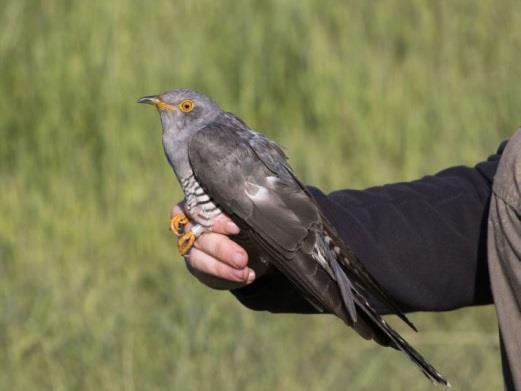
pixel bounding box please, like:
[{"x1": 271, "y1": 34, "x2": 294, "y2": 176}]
[
  {"x1": 170, "y1": 212, "x2": 190, "y2": 236},
  {"x1": 178, "y1": 231, "x2": 196, "y2": 256}
]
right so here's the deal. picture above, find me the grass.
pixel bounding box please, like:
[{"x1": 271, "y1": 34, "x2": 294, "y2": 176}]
[{"x1": 1, "y1": 0, "x2": 520, "y2": 389}]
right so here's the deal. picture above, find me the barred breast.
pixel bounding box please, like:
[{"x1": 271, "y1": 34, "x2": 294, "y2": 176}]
[{"x1": 181, "y1": 174, "x2": 222, "y2": 228}]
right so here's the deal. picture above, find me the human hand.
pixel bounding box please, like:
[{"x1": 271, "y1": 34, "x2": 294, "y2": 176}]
[{"x1": 171, "y1": 204, "x2": 256, "y2": 290}]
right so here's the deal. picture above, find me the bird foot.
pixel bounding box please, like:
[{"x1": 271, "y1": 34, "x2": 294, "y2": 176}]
[
  {"x1": 178, "y1": 231, "x2": 196, "y2": 256},
  {"x1": 170, "y1": 212, "x2": 190, "y2": 236}
]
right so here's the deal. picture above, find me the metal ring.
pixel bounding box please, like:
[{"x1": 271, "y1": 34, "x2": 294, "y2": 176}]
[{"x1": 191, "y1": 224, "x2": 204, "y2": 238}]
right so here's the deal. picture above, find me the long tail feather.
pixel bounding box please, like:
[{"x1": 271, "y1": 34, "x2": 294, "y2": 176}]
[
  {"x1": 353, "y1": 289, "x2": 450, "y2": 386},
  {"x1": 323, "y1": 224, "x2": 418, "y2": 332}
]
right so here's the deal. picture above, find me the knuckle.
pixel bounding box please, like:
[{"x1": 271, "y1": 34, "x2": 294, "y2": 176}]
[
  {"x1": 193, "y1": 233, "x2": 209, "y2": 251},
  {"x1": 214, "y1": 238, "x2": 229, "y2": 259},
  {"x1": 212, "y1": 241, "x2": 223, "y2": 259},
  {"x1": 214, "y1": 262, "x2": 228, "y2": 278},
  {"x1": 218, "y1": 264, "x2": 240, "y2": 281}
]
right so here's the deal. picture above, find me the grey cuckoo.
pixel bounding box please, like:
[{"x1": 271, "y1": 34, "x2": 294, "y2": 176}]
[{"x1": 138, "y1": 89, "x2": 449, "y2": 386}]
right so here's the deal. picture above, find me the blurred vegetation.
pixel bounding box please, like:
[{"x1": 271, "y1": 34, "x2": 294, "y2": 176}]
[{"x1": 1, "y1": 0, "x2": 519, "y2": 389}]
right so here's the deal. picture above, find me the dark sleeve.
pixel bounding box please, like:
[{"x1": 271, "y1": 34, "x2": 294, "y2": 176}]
[{"x1": 231, "y1": 141, "x2": 506, "y2": 314}]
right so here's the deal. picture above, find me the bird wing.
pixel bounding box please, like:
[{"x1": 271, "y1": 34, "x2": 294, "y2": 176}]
[
  {"x1": 240, "y1": 123, "x2": 417, "y2": 331},
  {"x1": 187, "y1": 123, "x2": 449, "y2": 385},
  {"x1": 187, "y1": 121, "x2": 412, "y2": 325}
]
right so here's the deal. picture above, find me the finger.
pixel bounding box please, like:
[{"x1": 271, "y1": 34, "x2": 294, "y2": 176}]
[
  {"x1": 210, "y1": 214, "x2": 240, "y2": 235},
  {"x1": 194, "y1": 232, "x2": 248, "y2": 269},
  {"x1": 187, "y1": 248, "x2": 254, "y2": 283},
  {"x1": 171, "y1": 203, "x2": 184, "y2": 218},
  {"x1": 185, "y1": 263, "x2": 252, "y2": 290}
]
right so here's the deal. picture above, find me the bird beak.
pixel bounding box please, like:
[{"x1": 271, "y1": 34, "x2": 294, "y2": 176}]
[
  {"x1": 137, "y1": 95, "x2": 177, "y2": 111},
  {"x1": 137, "y1": 95, "x2": 160, "y2": 105}
]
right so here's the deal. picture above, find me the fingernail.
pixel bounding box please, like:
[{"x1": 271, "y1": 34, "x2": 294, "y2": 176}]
[
  {"x1": 226, "y1": 222, "x2": 240, "y2": 234},
  {"x1": 232, "y1": 252, "x2": 246, "y2": 267},
  {"x1": 246, "y1": 269, "x2": 255, "y2": 283}
]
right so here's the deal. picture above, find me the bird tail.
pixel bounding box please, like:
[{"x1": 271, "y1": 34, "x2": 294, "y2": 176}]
[
  {"x1": 322, "y1": 223, "x2": 418, "y2": 332},
  {"x1": 317, "y1": 238, "x2": 450, "y2": 385},
  {"x1": 352, "y1": 289, "x2": 450, "y2": 386}
]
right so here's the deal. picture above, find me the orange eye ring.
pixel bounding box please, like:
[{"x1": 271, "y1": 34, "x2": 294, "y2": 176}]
[{"x1": 179, "y1": 99, "x2": 194, "y2": 113}]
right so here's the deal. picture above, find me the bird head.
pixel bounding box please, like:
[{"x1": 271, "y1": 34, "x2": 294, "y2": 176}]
[
  {"x1": 137, "y1": 89, "x2": 221, "y2": 133},
  {"x1": 138, "y1": 89, "x2": 223, "y2": 179}
]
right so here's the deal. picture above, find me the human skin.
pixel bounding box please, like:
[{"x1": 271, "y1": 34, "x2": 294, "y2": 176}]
[{"x1": 171, "y1": 204, "x2": 257, "y2": 289}]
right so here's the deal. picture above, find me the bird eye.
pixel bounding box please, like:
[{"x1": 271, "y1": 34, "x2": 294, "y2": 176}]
[{"x1": 179, "y1": 99, "x2": 194, "y2": 113}]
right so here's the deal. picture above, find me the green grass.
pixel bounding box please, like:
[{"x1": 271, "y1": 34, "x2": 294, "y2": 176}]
[{"x1": 1, "y1": 0, "x2": 519, "y2": 389}]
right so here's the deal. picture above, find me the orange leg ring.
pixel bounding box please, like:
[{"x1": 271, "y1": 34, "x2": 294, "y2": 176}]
[
  {"x1": 178, "y1": 231, "x2": 196, "y2": 256},
  {"x1": 170, "y1": 212, "x2": 190, "y2": 237}
]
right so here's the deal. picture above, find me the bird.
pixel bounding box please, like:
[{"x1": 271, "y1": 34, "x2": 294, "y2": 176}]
[{"x1": 138, "y1": 88, "x2": 449, "y2": 386}]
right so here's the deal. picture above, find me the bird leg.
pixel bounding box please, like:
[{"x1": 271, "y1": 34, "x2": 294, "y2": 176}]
[
  {"x1": 171, "y1": 212, "x2": 203, "y2": 256},
  {"x1": 178, "y1": 231, "x2": 196, "y2": 256},
  {"x1": 170, "y1": 212, "x2": 190, "y2": 236}
]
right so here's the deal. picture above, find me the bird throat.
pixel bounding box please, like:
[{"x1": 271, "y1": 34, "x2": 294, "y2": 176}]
[{"x1": 162, "y1": 127, "x2": 193, "y2": 183}]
